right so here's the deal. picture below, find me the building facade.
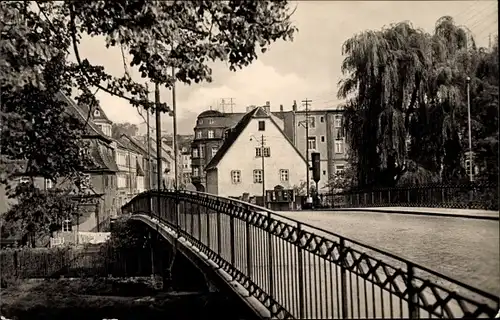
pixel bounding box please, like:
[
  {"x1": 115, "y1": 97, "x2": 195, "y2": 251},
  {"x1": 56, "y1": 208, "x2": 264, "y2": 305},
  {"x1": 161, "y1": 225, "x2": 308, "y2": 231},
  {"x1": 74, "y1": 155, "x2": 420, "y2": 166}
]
[
  {"x1": 191, "y1": 110, "x2": 229, "y2": 192},
  {"x1": 205, "y1": 106, "x2": 308, "y2": 199},
  {"x1": 281, "y1": 106, "x2": 347, "y2": 193}
]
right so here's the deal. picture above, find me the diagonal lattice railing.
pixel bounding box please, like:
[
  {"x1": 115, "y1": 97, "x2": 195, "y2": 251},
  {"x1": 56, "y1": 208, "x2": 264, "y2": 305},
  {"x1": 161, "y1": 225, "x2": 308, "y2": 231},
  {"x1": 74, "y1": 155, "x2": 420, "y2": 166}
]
[{"x1": 122, "y1": 190, "x2": 499, "y2": 319}]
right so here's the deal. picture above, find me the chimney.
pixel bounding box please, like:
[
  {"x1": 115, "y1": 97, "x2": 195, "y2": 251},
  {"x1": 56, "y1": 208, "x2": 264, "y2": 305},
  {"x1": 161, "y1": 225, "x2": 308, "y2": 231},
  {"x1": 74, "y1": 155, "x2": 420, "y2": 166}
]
[
  {"x1": 279, "y1": 104, "x2": 284, "y2": 112},
  {"x1": 263, "y1": 101, "x2": 271, "y2": 114},
  {"x1": 292, "y1": 100, "x2": 297, "y2": 112}
]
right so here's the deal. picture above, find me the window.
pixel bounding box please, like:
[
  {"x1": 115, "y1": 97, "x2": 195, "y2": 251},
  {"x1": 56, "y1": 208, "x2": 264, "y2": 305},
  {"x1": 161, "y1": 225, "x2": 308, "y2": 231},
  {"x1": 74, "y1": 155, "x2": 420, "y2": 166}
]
[
  {"x1": 465, "y1": 159, "x2": 477, "y2": 176},
  {"x1": 255, "y1": 147, "x2": 271, "y2": 157},
  {"x1": 323, "y1": 170, "x2": 327, "y2": 175},
  {"x1": 63, "y1": 219, "x2": 72, "y2": 232},
  {"x1": 19, "y1": 177, "x2": 30, "y2": 184},
  {"x1": 337, "y1": 129, "x2": 344, "y2": 139},
  {"x1": 81, "y1": 174, "x2": 91, "y2": 189},
  {"x1": 199, "y1": 145, "x2": 204, "y2": 158},
  {"x1": 193, "y1": 167, "x2": 199, "y2": 177},
  {"x1": 320, "y1": 116, "x2": 324, "y2": 123},
  {"x1": 208, "y1": 130, "x2": 214, "y2": 139},
  {"x1": 308, "y1": 116, "x2": 315, "y2": 128},
  {"x1": 335, "y1": 140, "x2": 344, "y2": 153},
  {"x1": 307, "y1": 137, "x2": 317, "y2": 150},
  {"x1": 211, "y1": 146, "x2": 218, "y2": 157},
  {"x1": 336, "y1": 165, "x2": 345, "y2": 174},
  {"x1": 231, "y1": 170, "x2": 241, "y2": 184},
  {"x1": 253, "y1": 169, "x2": 263, "y2": 183},
  {"x1": 94, "y1": 109, "x2": 100, "y2": 117},
  {"x1": 335, "y1": 115, "x2": 342, "y2": 127},
  {"x1": 279, "y1": 169, "x2": 289, "y2": 182},
  {"x1": 258, "y1": 120, "x2": 265, "y2": 131},
  {"x1": 45, "y1": 178, "x2": 53, "y2": 189},
  {"x1": 198, "y1": 119, "x2": 203, "y2": 125},
  {"x1": 209, "y1": 119, "x2": 214, "y2": 124},
  {"x1": 196, "y1": 130, "x2": 203, "y2": 139},
  {"x1": 192, "y1": 148, "x2": 199, "y2": 158},
  {"x1": 321, "y1": 136, "x2": 325, "y2": 142}
]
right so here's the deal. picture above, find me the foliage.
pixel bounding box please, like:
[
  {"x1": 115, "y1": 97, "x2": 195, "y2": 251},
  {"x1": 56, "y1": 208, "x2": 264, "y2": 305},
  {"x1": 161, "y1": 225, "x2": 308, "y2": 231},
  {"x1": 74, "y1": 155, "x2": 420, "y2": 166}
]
[
  {"x1": 1, "y1": 1, "x2": 297, "y2": 236},
  {"x1": 1, "y1": 185, "x2": 83, "y2": 247},
  {"x1": 112, "y1": 122, "x2": 138, "y2": 139},
  {"x1": 338, "y1": 16, "x2": 498, "y2": 188},
  {"x1": 292, "y1": 181, "x2": 307, "y2": 196},
  {"x1": 326, "y1": 166, "x2": 357, "y2": 191},
  {"x1": 1, "y1": 0, "x2": 296, "y2": 178},
  {"x1": 108, "y1": 217, "x2": 149, "y2": 251}
]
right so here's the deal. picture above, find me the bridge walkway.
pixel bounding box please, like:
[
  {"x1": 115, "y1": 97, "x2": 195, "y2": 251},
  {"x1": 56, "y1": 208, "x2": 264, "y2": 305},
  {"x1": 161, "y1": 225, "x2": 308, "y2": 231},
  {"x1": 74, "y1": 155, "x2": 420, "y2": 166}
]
[{"x1": 122, "y1": 190, "x2": 499, "y2": 319}]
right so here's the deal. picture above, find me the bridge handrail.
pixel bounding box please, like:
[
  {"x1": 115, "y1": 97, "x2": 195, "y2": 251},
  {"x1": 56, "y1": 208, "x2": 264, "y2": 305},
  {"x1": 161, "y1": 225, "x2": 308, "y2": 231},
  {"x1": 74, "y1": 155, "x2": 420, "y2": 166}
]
[{"x1": 122, "y1": 189, "x2": 499, "y2": 319}]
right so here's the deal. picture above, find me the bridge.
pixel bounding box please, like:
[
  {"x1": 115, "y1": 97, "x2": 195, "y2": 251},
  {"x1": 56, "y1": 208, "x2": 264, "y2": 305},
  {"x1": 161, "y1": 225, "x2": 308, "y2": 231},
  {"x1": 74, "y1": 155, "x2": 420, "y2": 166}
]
[{"x1": 121, "y1": 190, "x2": 499, "y2": 319}]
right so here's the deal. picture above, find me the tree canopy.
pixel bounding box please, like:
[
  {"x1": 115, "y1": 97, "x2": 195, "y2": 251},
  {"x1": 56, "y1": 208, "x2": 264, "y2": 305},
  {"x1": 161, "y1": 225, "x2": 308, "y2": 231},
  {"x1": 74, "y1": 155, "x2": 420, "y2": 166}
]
[
  {"x1": 338, "y1": 16, "x2": 498, "y2": 188},
  {"x1": 112, "y1": 122, "x2": 138, "y2": 139},
  {"x1": 1, "y1": 0, "x2": 297, "y2": 183}
]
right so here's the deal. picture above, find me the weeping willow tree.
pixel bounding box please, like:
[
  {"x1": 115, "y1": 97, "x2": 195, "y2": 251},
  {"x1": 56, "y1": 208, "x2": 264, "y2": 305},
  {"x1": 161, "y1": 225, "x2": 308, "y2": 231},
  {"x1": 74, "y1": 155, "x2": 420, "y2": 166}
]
[{"x1": 338, "y1": 16, "x2": 494, "y2": 188}]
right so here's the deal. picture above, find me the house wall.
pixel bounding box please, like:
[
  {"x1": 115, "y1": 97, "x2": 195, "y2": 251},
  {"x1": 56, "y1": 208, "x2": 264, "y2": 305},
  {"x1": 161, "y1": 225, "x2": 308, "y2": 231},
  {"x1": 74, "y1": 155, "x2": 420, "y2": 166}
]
[
  {"x1": 206, "y1": 170, "x2": 218, "y2": 195},
  {"x1": 213, "y1": 117, "x2": 308, "y2": 198},
  {"x1": 287, "y1": 110, "x2": 348, "y2": 193}
]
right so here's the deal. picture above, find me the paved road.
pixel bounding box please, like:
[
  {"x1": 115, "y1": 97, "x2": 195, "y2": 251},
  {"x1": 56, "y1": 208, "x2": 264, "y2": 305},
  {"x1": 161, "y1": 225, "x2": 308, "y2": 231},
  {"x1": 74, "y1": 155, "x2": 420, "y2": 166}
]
[{"x1": 279, "y1": 210, "x2": 500, "y2": 297}]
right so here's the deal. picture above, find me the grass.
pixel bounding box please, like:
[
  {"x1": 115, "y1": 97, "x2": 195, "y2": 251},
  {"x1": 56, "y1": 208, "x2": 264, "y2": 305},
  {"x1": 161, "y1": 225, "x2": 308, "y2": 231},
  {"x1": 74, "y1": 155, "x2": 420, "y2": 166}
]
[{"x1": 0, "y1": 277, "x2": 249, "y2": 320}]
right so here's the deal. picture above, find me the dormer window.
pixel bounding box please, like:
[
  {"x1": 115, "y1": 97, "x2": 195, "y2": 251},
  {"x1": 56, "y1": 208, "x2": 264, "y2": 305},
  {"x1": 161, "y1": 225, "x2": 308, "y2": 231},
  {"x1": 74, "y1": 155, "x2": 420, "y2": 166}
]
[{"x1": 94, "y1": 109, "x2": 100, "y2": 117}]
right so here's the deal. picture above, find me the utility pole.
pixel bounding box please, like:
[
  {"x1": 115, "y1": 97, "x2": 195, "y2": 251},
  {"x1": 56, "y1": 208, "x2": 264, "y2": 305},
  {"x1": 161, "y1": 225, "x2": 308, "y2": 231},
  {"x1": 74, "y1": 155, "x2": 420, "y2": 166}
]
[
  {"x1": 155, "y1": 82, "x2": 162, "y2": 195},
  {"x1": 466, "y1": 76, "x2": 473, "y2": 182},
  {"x1": 261, "y1": 134, "x2": 266, "y2": 208},
  {"x1": 301, "y1": 98, "x2": 312, "y2": 205},
  {"x1": 172, "y1": 66, "x2": 180, "y2": 227}
]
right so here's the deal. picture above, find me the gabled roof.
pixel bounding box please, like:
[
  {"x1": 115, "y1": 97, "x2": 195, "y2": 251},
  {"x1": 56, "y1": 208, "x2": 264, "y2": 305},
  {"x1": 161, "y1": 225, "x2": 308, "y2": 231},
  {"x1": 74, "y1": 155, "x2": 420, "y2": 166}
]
[
  {"x1": 56, "y1": 92, "x2": 112, "y2": 144},
  {"x1": 87, "y1": 140, "x2": 119, "y2": 173},
  {"x1": 205, "y1": 107, "x2": 259, "y2": 170},
  {"x1": 205, "y1": 107, "x2": 308, "y2": 171},
  {"x1": 89, "y1": 105, "x2": 113, "y2": 124}
]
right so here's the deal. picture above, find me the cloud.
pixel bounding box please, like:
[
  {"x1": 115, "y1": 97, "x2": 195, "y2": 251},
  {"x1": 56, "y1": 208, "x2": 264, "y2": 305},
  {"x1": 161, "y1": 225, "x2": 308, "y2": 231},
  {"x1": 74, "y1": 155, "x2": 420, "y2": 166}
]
[{"x1": 69, "y1": 1, "x2": 497, "y2": 136}]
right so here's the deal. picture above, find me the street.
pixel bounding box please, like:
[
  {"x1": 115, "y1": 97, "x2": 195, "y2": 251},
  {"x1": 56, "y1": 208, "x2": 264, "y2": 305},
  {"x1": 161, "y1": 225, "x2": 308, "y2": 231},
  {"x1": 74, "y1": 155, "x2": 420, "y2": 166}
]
[{"x1": 279, "y1": 210, "x2": 500, "y2": 297}]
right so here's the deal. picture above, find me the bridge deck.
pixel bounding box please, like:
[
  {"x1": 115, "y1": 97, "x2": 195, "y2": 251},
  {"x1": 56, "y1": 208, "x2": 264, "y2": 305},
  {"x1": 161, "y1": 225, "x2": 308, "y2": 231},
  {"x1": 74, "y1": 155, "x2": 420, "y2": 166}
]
[
  {"x1": 317, "y1": 207, "x2": 499, "y2": 220},
  {"x1": 122, "y1": 191, "x2": 500, "y2": 319}
]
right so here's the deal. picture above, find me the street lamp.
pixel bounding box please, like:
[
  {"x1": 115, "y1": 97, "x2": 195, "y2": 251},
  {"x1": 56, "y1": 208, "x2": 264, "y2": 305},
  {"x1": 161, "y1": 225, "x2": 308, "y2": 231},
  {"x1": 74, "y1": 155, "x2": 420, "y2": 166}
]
[{"x1": 466, "y1": 76, "x2": 473, "y2": 182}]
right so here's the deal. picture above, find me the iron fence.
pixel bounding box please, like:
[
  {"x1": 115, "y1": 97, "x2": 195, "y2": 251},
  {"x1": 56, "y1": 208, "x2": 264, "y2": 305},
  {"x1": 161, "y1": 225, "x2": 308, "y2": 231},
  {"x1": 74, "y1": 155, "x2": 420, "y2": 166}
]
[
  {"x1": 122, "y1": 190, "x2": 499, "y2": 319},
  {"x1": 321, "y1": 183, "x2": 498, "y2": 210}
]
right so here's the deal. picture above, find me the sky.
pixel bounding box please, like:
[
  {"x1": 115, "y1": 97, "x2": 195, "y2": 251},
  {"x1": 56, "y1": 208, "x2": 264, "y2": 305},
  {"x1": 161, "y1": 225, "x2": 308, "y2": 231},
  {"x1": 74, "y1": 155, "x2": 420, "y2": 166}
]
[{"x1": 75, "y1": 1, "x2": 498, "y2": 135}]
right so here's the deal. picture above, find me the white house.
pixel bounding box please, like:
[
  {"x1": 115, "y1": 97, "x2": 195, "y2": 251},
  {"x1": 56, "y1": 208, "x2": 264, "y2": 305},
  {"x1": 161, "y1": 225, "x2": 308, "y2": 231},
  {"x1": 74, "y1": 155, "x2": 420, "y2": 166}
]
[{"x1": 205, "y1": 106, "x2": 308, "y2": 199}]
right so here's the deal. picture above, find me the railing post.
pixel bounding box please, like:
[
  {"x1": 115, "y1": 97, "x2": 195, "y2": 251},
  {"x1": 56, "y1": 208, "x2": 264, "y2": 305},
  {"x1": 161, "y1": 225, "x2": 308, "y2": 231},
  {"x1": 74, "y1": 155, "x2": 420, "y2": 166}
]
[
  {"x1": 246, "y1": 212, "x2": 252, "y2": 280},
  {"x1": 267, "y1": 212, "x2": 274, "y2": 297},
  {"x1": 230, "y1": 214, "x2": 235, "y2": 266},
  {"x1": 197, "y1": 203, "x2": 202, "y2": 241},
  {"x1": 407, "y1": 262, "x2": 419, "y2": 319},
  {"x1": 339, "y1": 238, "x2": 349, "y2": 319},
  {"x1": 217, "y1": 205, "x2": 222, "y2": 255},
  {"x1": 148, "y1": 192, "x2": 153, "y2": 218},
  {"x1": 206, "y1": 204, "x2": 211, "y2": 249},
  {"x1": 297, "y1": 222, "x2": 305, "y2": 319}
]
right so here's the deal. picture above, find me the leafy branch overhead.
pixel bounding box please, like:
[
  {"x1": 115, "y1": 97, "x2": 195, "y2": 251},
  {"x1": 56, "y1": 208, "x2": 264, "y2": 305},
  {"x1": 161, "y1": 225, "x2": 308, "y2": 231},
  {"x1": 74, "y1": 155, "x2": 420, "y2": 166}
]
[
  {"x1": 2, "y1": 1, "x2": 297, "y2": 111},
  {"x1": 0, "y1": 0, "x2": 297, "y2": 182}
]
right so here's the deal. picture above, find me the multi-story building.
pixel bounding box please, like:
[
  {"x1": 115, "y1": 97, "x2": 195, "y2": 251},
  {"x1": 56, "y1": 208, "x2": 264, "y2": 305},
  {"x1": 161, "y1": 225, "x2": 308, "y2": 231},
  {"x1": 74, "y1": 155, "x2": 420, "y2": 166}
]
[
  {"x1": 281, "y1": 104, "x2": 347, "y2": 193},
  {"x1": 0, "y1": 93, "x2": 120, "y2": 234},
  {"x1": 191, "y1": 110, "x2": 230, "y2": 192},
  {"x1": 205, "y1": 106, "x2": 308, "y2": 203},
  {"x1": 191, "y1": 103, "x2": 285, "y2": 192}
]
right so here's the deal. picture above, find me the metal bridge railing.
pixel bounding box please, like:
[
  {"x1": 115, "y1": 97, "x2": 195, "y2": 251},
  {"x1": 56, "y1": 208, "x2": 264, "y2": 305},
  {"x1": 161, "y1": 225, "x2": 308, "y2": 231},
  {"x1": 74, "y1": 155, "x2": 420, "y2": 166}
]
[
  {"x1": 323, "y1": 183, "x2": 498, "y2": 210},
  {"x1": 122, "y1": 190, "x2": 499, "y2": 319}
]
